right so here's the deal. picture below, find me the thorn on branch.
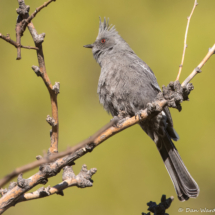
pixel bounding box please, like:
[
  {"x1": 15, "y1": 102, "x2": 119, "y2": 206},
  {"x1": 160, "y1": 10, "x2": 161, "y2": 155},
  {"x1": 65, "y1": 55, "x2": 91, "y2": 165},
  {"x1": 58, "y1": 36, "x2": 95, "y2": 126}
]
[
  {"x1": 142, "y1": 195, "x2": 174, "y2": 215},
  {"x1": 62, "y1": 165, "x2": 97, "y2": 188},
  {"x1": 46, "y1": 115, "x2": 56, "y2": 126},
  {"x1": 32, "y1": 65, "x2": 41, "y2": 76},
  {"x1": 53, "y1": 82, "x2": 60, "y2": 94}
]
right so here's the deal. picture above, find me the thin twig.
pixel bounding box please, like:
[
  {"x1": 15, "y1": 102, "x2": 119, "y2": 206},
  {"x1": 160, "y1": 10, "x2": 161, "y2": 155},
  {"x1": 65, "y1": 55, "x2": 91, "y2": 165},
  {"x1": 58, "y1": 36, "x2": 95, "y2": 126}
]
[
  {"x1": 176, "y1": 0, "x2": 198, "y2": 81},
  {"x1": 182, "y1": 44, "x2": 215, "y2": 87},
  {"x1": 0, "y1": 33, "x2": 38, "y2": 50},
  {"x1": 27, "y1": 0, "x2": 56, "y2": 24}
]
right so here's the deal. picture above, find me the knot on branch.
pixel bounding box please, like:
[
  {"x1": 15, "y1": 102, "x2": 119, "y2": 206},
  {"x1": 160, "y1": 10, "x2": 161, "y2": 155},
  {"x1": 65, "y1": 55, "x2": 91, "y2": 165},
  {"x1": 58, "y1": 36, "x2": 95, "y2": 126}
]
[
  {"x1": 142, "y1": 195, "x2": 174, "y2": 215},
  {"x1": 32, "y1": 65, "x2": 41, "y2": 76},
  {"x1": 34, "y1": 33, "x2": 45, "y2": 45},
  {"x1": 36, "y1": 155, "x2": 43, "y2": 160},
  {"x1": 17, "y1": 173, "x2": 30, "y2": 189},
  {"x1": 62, "y1": 164, "x2": 97, "y2": 188},
  {"x1": 53, "y1": 82, "x2": 60, "y2": 94},
  {"x1": 46, "y1": 115, "x2": 56, "y2": 126},
  {"x1": 195, "y1": 66, "x2": 202, "y2": 73},
  {"x1": 0, "y1": 188, "x2": 8, "y2": 197},
  {"x1": 156, "y1": 81, "x2": 194, "y2": 112},
  {"x1": 39, "y1": 163, "x2": 60, "y2": 177},
  {"x1": 0, "y1": 182, "x2": 17, "y2": 197},
  {"x1": 36, "y1": 186, "x2": 51, "y2": 197},
  {"x1": 16, "y1": 0, "x2": 30, "y2": 16},
  {"x1": 8, "y1": 182, "x2": 17, "y2": 190}
]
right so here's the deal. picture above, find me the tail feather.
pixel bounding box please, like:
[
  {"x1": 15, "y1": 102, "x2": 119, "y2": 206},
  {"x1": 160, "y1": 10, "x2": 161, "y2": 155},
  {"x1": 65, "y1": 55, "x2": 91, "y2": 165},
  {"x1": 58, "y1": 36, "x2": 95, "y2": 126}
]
[{"x1": 157, "y1": 134, "x2": 199, "y2": 201}]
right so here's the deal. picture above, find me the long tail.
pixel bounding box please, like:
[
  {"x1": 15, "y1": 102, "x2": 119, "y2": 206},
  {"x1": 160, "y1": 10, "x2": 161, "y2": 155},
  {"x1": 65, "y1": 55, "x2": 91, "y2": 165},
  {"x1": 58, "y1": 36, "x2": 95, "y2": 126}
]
[{"x1": 156, "y1": 134, "x2": 199, "y2": 201}]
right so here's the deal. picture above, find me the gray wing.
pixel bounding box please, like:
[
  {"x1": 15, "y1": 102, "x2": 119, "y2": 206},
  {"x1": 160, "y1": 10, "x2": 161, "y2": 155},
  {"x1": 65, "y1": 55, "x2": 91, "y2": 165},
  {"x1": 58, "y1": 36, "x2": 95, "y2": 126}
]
[{"x1": 136, "y1": 57, "x2": 175, "y2": 128}]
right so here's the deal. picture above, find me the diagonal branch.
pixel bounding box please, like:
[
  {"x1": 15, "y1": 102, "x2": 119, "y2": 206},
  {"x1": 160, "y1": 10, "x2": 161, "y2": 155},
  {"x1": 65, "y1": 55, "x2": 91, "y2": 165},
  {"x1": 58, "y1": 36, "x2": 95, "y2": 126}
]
[
  {"x1": 176, "y1": 0, "x2": 198, "y2": 81},
  {"x1": 0, "y1": 119, "x2": 117, "y2": 188},
  {"x1": 0, "y1": 76, "x2": 194, "y2": 213},
  {"x1": 182, "y1": 44, "x2": 215, "y2": 86},
  {"x1": 0, "y1": 100, "x2": 167, "y2": 214},
  {"x1": 26, "y1": 0, "x2": 56, "y2": 24}
]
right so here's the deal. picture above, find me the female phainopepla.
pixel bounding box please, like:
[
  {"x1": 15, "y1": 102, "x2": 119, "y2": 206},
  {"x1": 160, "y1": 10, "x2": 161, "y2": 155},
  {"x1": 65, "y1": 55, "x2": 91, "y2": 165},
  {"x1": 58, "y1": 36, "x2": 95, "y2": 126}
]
[{"x1": 84, "y1": 18, "x2": 199, "y2": 201}]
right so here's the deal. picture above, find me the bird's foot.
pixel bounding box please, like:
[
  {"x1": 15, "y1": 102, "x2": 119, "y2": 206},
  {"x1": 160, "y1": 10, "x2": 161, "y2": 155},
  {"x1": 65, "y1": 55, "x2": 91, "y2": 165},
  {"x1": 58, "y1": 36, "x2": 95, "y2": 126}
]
[
  {"x1": 156, "y1": 81, "x2": 194, "y2": 112},
  {"x1": 111, "y1": 116, "x2": 130, "y2": 128},
  {"x1": 135, "y1": 110, "x2": 145, "y2": 120}
]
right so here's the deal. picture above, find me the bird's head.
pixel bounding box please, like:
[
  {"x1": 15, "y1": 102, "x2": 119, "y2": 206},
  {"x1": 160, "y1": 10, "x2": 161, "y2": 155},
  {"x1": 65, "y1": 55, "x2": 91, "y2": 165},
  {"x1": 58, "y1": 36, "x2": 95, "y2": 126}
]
[{"x1": 84, "y1": 17, "x2": 132, "y2": 64}]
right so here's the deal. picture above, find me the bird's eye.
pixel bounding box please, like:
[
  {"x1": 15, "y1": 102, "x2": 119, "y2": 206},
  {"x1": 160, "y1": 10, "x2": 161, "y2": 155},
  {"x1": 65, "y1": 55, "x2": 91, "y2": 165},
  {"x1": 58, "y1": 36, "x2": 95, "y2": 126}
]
[{"x1": 101, "y1": 39, "x2": 106, "y2": 43}]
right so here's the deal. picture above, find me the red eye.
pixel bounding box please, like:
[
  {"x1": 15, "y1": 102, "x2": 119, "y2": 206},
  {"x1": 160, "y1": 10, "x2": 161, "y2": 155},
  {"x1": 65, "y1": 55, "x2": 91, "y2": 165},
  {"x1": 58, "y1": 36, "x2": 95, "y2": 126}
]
[{"x1": 101, "y1": 39, "x2": 106, "y2": 43}]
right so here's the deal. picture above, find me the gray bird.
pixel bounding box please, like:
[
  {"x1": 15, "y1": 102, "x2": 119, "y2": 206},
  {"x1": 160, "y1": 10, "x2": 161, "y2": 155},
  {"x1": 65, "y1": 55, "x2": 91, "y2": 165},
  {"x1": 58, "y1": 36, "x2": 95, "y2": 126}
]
[{"x1": 84, "y1": 18, "x2": 199, "y2": 201}]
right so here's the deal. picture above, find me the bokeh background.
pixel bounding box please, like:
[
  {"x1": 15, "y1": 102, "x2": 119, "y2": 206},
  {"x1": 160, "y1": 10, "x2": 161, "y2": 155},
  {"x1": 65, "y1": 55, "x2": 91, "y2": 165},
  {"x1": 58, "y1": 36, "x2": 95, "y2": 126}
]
[{"x1": 0, "y1": 0, "x2": 215, "y2": 214}]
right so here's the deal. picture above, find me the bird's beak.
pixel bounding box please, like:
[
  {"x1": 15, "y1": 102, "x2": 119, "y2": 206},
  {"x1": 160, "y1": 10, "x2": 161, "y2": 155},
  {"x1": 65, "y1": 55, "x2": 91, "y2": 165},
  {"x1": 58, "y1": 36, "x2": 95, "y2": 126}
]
[{"x1": 83, "y1": 44, "x2": 93, "y2": 48}]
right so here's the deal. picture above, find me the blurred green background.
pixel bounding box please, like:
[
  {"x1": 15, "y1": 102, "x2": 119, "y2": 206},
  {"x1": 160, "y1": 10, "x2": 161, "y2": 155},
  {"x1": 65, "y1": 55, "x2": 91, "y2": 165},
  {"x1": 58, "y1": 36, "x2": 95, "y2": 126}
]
[{"x1": 0, "y1": 0, "x2": 215, "y2": 214}]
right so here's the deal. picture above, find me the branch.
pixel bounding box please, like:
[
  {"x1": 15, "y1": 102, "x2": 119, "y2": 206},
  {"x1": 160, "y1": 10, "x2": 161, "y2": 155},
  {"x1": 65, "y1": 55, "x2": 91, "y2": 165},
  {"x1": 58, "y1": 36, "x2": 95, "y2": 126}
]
[
  {"x1": 142, "y1": 195, "x2": 174, "y2": 215},
  {"x1": 0, "y1": 119, "x2": 116, "y2": 188},
  {"x1": 26, "y1": 0, "x2": 56, "y2": 24},
  {"x1": 15, "y1": 165, "x2": 96, "y2": 204},
  {"x1": 15, "y1": 0, "x2": 56, "y2": 60},
  {"x1": 176, "y1": 0, "x2": 198, "y2": 81},
  {"x1": 25, "y1": 13, "x2": 58, "y2": 154},
  {"x1": 0, "y1": 79, "x2": 193, "y2": 213},
  {"x1": 182, "y1": 44, "x2": 215, "y2": 87},
  {"x1": 0, "y1": 33, "x2": 38, "y2": 50}
]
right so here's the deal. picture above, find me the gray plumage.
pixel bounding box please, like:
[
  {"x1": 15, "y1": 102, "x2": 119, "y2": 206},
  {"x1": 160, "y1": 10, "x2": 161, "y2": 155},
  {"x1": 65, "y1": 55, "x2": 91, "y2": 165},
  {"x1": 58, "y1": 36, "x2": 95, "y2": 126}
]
[{"x1": 84, "y1": 18, "x2": 199, "y2": 201}]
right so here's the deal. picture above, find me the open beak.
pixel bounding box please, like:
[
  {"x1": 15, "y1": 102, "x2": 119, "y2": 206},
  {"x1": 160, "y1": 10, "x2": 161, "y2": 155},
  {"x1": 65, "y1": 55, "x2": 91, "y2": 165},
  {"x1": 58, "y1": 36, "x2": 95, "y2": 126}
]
[{"x1": 83, "y1": 44, "x2": 93, "y2": 48}]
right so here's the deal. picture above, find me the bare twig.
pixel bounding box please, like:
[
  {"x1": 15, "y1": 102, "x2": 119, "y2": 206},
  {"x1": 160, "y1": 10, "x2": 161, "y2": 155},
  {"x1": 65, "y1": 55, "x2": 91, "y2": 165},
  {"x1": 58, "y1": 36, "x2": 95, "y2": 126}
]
[
  {"x1": 0, "y1": 33, "x2": 38, "y2": 50},
  {"x1": 15, "y1": 165, "x2": 97, "y2": 204},
  {"x1": 182, "y1": 44, "x2": 215, "y2": 87},
  {"x1": 26, "y1": 17, "x2": 58, "y2": 154},
  {"x1": 15, "y1": 0, "x2": 56, "y2": 60},
  {"x1": 26, "y1": 0, "x2": 56, "y2": 24},
  {"x1": 176, "y1": 0, "x2": 198, "y2": 81}
]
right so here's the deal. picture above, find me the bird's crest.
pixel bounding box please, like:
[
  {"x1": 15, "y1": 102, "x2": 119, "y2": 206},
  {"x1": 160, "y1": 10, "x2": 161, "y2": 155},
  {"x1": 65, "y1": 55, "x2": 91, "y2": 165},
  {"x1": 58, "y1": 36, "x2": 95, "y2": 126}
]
[{"x1": 97, "y1": 17, "x2": 118, "y2": 39}]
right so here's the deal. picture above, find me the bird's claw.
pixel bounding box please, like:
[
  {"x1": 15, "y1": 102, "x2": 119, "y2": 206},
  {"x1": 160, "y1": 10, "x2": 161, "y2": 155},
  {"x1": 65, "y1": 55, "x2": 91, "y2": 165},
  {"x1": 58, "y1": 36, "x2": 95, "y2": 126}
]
[
  {"x1": 111, "y1": 116, "x2": 129, "y2": 128},
  {"x1": 135, "y1": 110, "x2": 144, "y2": 120}
]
